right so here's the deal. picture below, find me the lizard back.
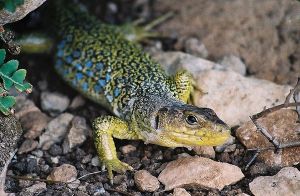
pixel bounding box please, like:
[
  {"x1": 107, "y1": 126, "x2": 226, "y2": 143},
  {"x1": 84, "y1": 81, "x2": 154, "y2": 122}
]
[{"x1": 53, "y1": 5, "x2": 175, "y2": 119}]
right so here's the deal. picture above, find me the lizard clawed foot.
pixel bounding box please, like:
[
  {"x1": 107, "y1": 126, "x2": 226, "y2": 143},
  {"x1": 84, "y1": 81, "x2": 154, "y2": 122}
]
[{"x1": 101, "y1": 159, "x2": 133, "y2": 184}]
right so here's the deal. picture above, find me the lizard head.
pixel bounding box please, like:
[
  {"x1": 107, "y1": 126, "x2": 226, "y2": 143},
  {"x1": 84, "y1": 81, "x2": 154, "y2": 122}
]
[{"x1": 146, "y1": 104, "x2": 231, "y2": 147}]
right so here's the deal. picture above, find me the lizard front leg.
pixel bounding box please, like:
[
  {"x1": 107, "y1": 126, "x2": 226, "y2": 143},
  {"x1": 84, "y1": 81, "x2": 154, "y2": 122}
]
[
  {"x1": 92, "y1": 116, "x2": 140, "y2": 183},
  {"x1": 172, "y1": 70, "x2": 194, "y2": 103}
]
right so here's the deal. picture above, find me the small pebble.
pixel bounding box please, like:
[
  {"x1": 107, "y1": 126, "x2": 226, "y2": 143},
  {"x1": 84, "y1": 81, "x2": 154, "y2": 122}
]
[
  {"x1": 120, "y1": 145, "x2": 137, "y2": 154},
  {"x1": 134, "y1": 170, "x2": 160, "y2": 192},
  {"x1": 91, "y1": 156, "x2": 101, "y2": 167},
  {"x1": 69, "y1": 95, "x2": 86, "y2": 109},
  {"x1": 184, "y1": 37, "x2": 209, "y2": 58},
  {"x1": 41, "y1": 91, "x2": 70, "y2": 116},
  {"x1": 193, "y1": 146, "x2": 215, "y2": 159},
  {"x1": 18, "y1": 139, "x2": 38, "y2": 154},
  {"x1": 51, "y1": 156, "x2": 59, "y2": 164},
  {"x1": 48, "y1": 164, "x2": 77, "y2": 182},
  {"x1": 218, "y1": 55, "x2": 246, "y2": 75},
  {"x1": 173, "y1": 188, "x2": 191, "y2": 196}
]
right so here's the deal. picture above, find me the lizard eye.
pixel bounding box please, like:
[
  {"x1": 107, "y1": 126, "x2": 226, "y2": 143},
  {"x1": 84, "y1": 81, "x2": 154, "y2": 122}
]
[{"x1": 186, "y1": 115, "x2": 198, "y2": 125}]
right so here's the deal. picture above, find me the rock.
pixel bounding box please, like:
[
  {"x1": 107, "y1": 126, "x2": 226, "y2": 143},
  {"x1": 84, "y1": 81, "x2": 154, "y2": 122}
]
[
  {"x1": 67, "y1": 179, "x2": 80, "y2": 189},
  {"x1": 134, "y1": 170, "x2": 160, "y2": 192},
  {"x1": 39, "y1": 113, "x2": 74, "y2": 150},
  {"x1": 0, "y1": 115, "x2": 23, "y2": 186},
  {"x1": 193, "y1": 70, "x2": 291, "y2": 126},
  {"x1": 0, "y1": 0, "x2": 46, "y2": 25},
  {"x1": 50, "y1": 157, "x2": 59, "y2": 164},
  {"x1": 69, "y1": 95, "x2": 86, "y2": 109},
  {"x1": 154, "y1": 0, "x2": 300, "y2": 84},
  {"x1": 14, "y1": 96, "x2": 50, "y2": 139},
  {"x1": 218, "y1": 55, "x2": 246, "y2": 75},
  {"x1": 48, "y1": 164, "x2": 77, "y2": 182},
  {"x1": 184, "y1": 37, "x2": 209, "y2": 58},
  {"x1": 120, "y1": 145, "x2": 137, "y2": 154},
  {"x1": 215, "y1": 135, "x2": 235, "y2": 153},
  {"x1": 91, "y1": 156, "x2": 100, "y2": 167},
  {"x1": 19, "y1": 182, "x2": 47, "y2": 196},
  {"x1": 193, "y1": 146, "x2": 215, "y2": 159},
  {"x1": 62, "y1": 116, "x2": 88, "y2": 154},
  {"x1": 158, "y1": 156, "x2": 244, "y2": 191},
  {"x1": 18, "y1": 139, "x2": 38, "y2": 154},
  {"x1": 173, "y1": 188, "x2": 191, "y2": 196},
  {"x1": 236, "y1": 109, "x2": 300, "y2": 167},
  {"x1": 249, "y1": 167, "x2": 300, "y2": 196},
  {"x1": 20, "y1": 111, "x2": 50, "y2": 139},
  {"x1": 40, "y1": 91, "x2": 70, "y2": 116},
  {"x1": 152, "y1": 51, "x2": 223, "y2": 75}
]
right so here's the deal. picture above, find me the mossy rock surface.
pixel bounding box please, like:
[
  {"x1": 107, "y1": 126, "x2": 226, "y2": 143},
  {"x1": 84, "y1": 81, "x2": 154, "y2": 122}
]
[{"x1": 0, "y1": 114, "x2": 22, "y2": 171}]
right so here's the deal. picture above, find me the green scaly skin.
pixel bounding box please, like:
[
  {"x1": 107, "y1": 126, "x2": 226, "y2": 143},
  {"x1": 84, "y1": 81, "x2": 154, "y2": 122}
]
[{"x1": 23, "y1": 2, "x2": 231, "y2": 183}]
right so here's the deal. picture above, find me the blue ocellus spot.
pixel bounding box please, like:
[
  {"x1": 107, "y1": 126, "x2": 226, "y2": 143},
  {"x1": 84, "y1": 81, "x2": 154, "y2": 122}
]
[
  {"x1": 106, "y1": 95, "x2": 113, "y2": 102},
  {"x1": 82, "y1": 82, "x2": 88, "y2": 91},
  {"x1": 76, "y1": 73, "x2": 83, "y2": 80},
  {"x1": 94, "y1": 84, "x2": 102, "y2": 93},
  {"x1": 113, "y1": 88, "x2": 120, "y2": 97},
  {"x1": 63, "y1": 69, "x2": 70, "y2": 76},
  {"x1": 66, "y1": 56, "x2": 73, "y2": 64},
  {"x1": 98, "y1": 79, "x2": 106, "y2": 87},
  {"x1": 105, "y1": 73, "x2": 111, "y2": 82},
  {"x1": 72, "y1": 50, "x2": 81, "y2": 58},
  {"x1": 86, "y1": 70, "x2": 94, "y2": 77},
  {"x1": 57, "y1": 49, "x2": 64, "y2": 57},
  {"x1": 96, "y1": 62, "x2": 104, "y2": 70},
  {"x1": 75, "y1": 63, "x2": 83, "y2": 71},
  {"x1": 85, "y1": 61, "x2": 93, "y2": 68},
  {"x1": 57, "y1": 40, "x2": 66, "y2": 49}
]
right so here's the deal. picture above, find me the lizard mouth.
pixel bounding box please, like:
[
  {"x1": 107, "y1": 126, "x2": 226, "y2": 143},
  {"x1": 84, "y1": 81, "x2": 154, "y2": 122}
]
[{"x1": 165, "y1": 130, "x2": 230, "y2": 147}]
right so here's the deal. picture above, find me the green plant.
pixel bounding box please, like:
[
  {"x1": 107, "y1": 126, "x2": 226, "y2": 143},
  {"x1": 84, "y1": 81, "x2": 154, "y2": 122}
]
[
  {"x1": 0, "y1": 48, "x2": 32, "y2": 115},
  {"x1": 0, "y1": 0, "x2": 24, "y2": 12}
]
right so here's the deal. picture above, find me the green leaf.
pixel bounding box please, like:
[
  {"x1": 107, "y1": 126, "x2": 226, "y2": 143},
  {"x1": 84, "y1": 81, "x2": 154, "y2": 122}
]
[
  {"x1": 0, "y1": 48, "x2": 32, "y2": 115},
  {"x1": 0, "y1": 49, "x2": 5, "y2": 65},
  {"x1": 0, "y1": 96, "x2": 16, "y2": 115},
  {"x1": 0, "y1": 60, "x2": 19, "y2": 75},
  {"x1": 0, "y1": 0, "x2": 25, "y2": 13}
]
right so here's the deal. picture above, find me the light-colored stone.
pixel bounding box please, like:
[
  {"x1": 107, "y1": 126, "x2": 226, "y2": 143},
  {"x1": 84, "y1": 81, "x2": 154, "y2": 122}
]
[
  {"x1": 158, "y1": 156, "x2": 244, "y2": 191},
  {"x1": 48, "y1": 164, "x2": 77, "y2": 183},
  {"x1": 62, "y1": 116, "x2": 89, "y2": 153},
  {"x1": 120, "y1": 145, "x2": 137, "y2": 154},
  {"x1": 173, "y1": 188, "x2": 191, "y2": 196},
  {"x1": 249, "y1": 167, "x2": 300, "y2": 196},
  {"x1": 193, "y1": 146, "x2": 215, "y2": 159},
  {"x1": 134, "y1": 170, "x2": 160, "y2": 192},
  {"x1": 18, "y1": 139, "x2": 38, "y2": 154},
  {"x1": 19, "y1": 182, "x2": 46, "y2": 196},
  {"x1": 152, "y1": 51, "x2": 223, "y2": 75},
  {"x1": 218, "y1": 55, "x2": 246, "y2": 75},
  {"x1": 41, "y1": 91, "x2": 70, "y2": 116},
  {"x1": 193, "y1": 70, "x2": 291, "y2": 126},
  {"x1": 20, "y1": 111, "x2": 50, "y2": 139},
  {"x1": 184, "y1": 37, "x2": 209, "y2": 58},
  {"x1": 91, "y1": 156, "x2": 100, "y2": 167},
  {"x1": 236, "y1": 109, "x2": 300, "y2": 167},
  {"x1": 39, "y1": 113, "x2": 74, "y2": 150},
  {"x1": 69, "y1": 95, "x2": 86, "y2": 109},
  {"x1": 0, "y1": 0, "x2": 46, "y2": 25}
]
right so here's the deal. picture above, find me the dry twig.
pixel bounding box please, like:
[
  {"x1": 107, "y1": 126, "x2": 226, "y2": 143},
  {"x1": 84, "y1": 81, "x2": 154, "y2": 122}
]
[{"x1": 245, "y1": 77, "x2": 300, "y2": 170}]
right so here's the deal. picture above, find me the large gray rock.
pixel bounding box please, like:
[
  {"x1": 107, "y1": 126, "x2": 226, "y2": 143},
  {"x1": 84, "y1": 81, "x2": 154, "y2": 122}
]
[
  {"x1": 0, "y1": 0, "x2": 46, "y2": 26},
  {"x1": 249, "y1": 167, "x2": 300, "y2": 196}
]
